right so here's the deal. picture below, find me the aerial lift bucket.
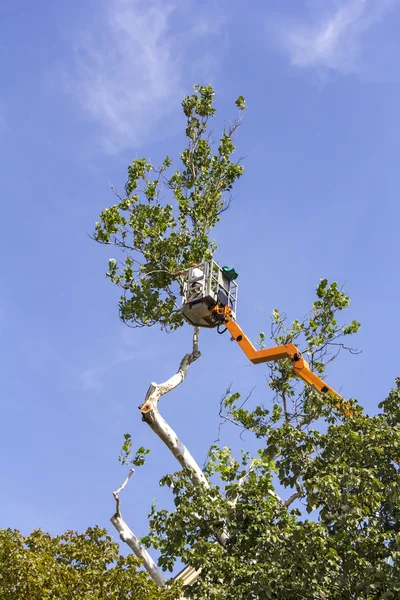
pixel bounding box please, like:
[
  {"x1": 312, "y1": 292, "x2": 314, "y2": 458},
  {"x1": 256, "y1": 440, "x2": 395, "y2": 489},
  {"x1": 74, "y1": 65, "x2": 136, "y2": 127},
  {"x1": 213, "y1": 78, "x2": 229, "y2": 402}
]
[
  {"x1": 181, "y1": 260, "x2": 238, "y2": 328},
  {"x1": 180, "y1": 260, "x2": 347, "y2": 405}
]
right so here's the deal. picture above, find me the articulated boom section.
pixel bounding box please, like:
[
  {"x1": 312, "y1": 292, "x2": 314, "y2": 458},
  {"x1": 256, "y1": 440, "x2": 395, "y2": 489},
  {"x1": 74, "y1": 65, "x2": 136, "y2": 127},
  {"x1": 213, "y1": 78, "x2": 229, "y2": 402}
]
[{"x1": 211, "y1": 304, "x2": 350, "y2": 412}]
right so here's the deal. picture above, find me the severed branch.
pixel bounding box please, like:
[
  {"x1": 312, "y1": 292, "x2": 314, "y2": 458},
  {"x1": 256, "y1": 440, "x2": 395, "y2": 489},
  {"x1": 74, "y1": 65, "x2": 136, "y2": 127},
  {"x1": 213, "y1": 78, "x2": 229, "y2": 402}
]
[
  {"x1": 110, "y1": 469, "x2": 166, "y2": 587},
  {"x1": 111, "y1": 326, "x2": 232, "y2": 587},
  {"x1": 139, "y1": 328, "x2": 228, "y2": 546},
  {"x1": 139, "y1": 328, "x2": 208, "y2": 487},
  {"x1": 111, "y1": 324, "x2": 304, "y2": 587},
  {"x1": 140, "y1": 326, "x2": 200, "y2": 414},
  {"x1": 111, "y1": 327, "x2": 226, "y2": 585}
]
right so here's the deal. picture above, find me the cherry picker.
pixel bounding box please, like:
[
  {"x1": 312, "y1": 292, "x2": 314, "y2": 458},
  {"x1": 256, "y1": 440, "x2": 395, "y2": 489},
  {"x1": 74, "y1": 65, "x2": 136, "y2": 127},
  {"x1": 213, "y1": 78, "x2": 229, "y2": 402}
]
[{"x1": 181, "y1": 260, "x2": 345, "y2": 406}]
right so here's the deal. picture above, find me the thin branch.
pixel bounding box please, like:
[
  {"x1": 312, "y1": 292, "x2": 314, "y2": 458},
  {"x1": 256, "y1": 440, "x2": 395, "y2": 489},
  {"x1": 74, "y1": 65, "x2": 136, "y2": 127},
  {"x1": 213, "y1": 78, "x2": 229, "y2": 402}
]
[
  {"x1": 214, "y1": 388, "x2": 257, "y2": 443},
  {"x1": 284, "y1": 491, "x2": 302, "y2": 508},
  {"x1": 327, "y1": 342, "x2": 362, "y2": 355},
  {"x1": 114, "y1": 467, "x2": 135, "y2": 498},
  {"x1": 214, "y1": 388, "x2": 233, "y2": 444},
  {"x1": 109, "y1": 183, "x2": 125, "y2": 202},
  {"x1": 281, "y1": 388, "x2": 290, "y2": 423},
  {"x1": 110, "y1": 471, "x2": 166, "y2": 587},
  {"x1": 238, "y1": 387, "x2": 255, "y2": 410}
]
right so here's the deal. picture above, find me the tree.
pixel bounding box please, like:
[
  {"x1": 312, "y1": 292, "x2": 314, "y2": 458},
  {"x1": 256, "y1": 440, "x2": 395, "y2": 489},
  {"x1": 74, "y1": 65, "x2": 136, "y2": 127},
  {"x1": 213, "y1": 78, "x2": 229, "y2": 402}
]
[
  {"x1": 93, "y1": 83, "x2": 247, "y2": 590},
  {"x1": 94, "y1": 84, "x2": 245, "y2": 331},
  {"x1": 143, "y1": 281, "x2": 400, "y2": 599},
  {"x1": 0, "y1": 526, "x2": 181, "y2": 599},
  {"x1": 93, "y1": 86, "x2": 400, "y2": 598}
]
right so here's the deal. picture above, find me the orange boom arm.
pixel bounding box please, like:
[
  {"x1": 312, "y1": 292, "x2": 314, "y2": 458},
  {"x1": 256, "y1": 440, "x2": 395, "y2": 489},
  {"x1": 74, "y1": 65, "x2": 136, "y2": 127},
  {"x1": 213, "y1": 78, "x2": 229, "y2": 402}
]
[{"x1": 211, "y1": 304, "x2": 352, "y2": 412}]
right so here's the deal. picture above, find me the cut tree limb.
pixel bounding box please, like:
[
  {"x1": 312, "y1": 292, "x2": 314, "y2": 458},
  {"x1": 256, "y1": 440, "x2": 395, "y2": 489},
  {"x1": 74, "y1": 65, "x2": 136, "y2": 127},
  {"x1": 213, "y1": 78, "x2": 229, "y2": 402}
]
[
  {"x1": 110, "y1": 327, "x2": 226, "y2": 588},
  {"x1": 139, "y1": 328, "x2": 208, "y2": 488},
  {"x1": 140, "y1": 327, "x2": 200, "y2": 414},
  {"x1": 139, "y1": 327, "x2": 228, "y2": 546}
]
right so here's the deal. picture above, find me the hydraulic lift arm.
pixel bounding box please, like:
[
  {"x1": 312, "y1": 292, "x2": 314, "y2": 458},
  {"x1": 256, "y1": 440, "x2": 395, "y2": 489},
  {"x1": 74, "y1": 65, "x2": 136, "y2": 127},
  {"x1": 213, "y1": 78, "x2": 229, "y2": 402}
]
[
  {"x1": 211, "y1": 308, "x2": 398, "y2": 463},
  {"x1": 211, "y1": 304, "x2": 349, "y2": 409}
]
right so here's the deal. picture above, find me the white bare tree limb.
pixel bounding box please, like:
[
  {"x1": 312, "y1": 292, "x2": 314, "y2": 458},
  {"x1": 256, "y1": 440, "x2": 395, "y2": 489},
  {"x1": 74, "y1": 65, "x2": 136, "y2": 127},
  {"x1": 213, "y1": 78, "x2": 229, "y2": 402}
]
[
  {"x1": 114, "y1": 467, "x2": 135, "y2": 496},
  {"x1": 139, "y1": 328, "x2": 228, "y2": 546},
  {"x1": 139, "y1": 328, "x2": 207, "y2": 488},
  {"x1": 140, "y1": 327, "x2": 200, "y2": 413},
  {"x1": 110, "y1": 326, "x2": 226, "y2": 588},
  {"x1": 227, "y1": 462, "x2": 256, "y2": 511},
  {"x1": 283, "y1": 476, "x2": 305, "y2": 508},
  {"x1": 110, "y1": 469, "x2": 166, "y2": 587}
]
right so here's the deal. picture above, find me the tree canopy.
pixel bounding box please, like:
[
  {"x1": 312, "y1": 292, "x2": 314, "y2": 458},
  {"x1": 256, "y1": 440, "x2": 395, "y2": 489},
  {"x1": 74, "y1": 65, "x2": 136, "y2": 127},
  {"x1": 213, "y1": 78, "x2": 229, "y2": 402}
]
[
  {"x1": 94, "y1": 85, "x2": 245, "y2": 331},
  {"x1": 0, "y1": 526, "x2": 180, "y2": 599}
]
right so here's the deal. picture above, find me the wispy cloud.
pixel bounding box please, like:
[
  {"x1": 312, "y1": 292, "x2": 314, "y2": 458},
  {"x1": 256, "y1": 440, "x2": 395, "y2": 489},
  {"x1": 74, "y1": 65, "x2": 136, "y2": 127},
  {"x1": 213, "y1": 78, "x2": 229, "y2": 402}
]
[
  {"x1": 273, "y1": 0, "x2": 396, "y2": 77},
  {"x1": 65, "y1": 0, "x2": 225, "y2": 153}
]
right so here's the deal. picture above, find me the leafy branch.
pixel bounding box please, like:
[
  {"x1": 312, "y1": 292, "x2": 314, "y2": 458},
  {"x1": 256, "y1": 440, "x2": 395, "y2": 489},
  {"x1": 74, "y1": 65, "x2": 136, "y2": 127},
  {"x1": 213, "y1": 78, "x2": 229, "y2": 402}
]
[{"x1": 93, "y1": 85, "x2": 246, "y2": 331}]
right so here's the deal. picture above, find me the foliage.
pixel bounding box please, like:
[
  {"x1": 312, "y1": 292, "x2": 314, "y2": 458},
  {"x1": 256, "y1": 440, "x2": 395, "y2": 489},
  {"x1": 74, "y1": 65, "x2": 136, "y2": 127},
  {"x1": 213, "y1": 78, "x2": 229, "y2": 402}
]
[
  {"x1": 119, "y1": 433, "x2": 151, "y2": 468},
  {"x1": 142, "y1": 281, "x2": 400, "y2": 599},
  {"x1": 94, "y1": 85, "x2": 245, "y2": 331},
  {"x1": 0, "y1": 526, "x2": 180, "y2": 600}
]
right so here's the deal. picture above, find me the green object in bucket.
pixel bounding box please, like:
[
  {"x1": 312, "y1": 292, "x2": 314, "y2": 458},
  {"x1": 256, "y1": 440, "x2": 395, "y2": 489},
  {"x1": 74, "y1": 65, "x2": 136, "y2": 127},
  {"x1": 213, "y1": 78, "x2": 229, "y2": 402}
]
[{"x1": 222, "y1": 266, "x2": 239, "y2": 281}]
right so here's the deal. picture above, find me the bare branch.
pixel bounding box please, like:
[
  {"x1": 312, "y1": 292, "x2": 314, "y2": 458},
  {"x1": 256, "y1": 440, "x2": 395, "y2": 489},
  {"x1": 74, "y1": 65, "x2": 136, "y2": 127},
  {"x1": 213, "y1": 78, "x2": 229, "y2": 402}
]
[
  {"x1": 109, "y1": 183, "x2": 125, "y2": 202},
  {"x1": 110, "y1": 471, "x2": 166, "y2": 587},
  {"x1": 138, "y1": 328, "x2": 228, "y2": 547},
  {"x1": 139, "y1": 327, "x2": 200, "y2": 414},
  {"x1": 268, "y1": 489, "x2": 284, "y2": 504},
  {"x1": 114, "y1": 467, "x2": 135, "y2": 497},
  {"x1": 112, "y1": 324, "x2": 228, "y2": 590},
  {"x1": 214, "y1": 387, "x2": 257, "y2": 443},
  {"x1": 284, "y1": 491, "x2": 302, "y2": 508},
  {"x1": 141, "y1": 401, "x2": 209, "y2": 488},
  {"x1": 281, "y1": 388, "x2": 290, "y2": 423}
]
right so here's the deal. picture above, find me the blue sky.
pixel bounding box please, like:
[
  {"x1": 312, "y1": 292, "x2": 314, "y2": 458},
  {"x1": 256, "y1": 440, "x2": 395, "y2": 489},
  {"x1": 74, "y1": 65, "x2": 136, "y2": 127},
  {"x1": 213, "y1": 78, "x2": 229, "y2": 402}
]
[{"x1": 1, "y1": 0, "x2": 400, "y2": 569}]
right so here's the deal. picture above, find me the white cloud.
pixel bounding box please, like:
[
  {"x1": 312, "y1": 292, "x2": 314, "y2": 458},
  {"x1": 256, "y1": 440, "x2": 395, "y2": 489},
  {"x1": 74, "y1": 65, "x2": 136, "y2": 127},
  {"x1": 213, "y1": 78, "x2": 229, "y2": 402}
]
[
  {"x1": 66, "y1": 0, "x2": 225, "y2": 153},
  {"x1": 274, "y1": 0, "x2": 396, "y2": 76}
]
